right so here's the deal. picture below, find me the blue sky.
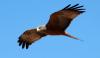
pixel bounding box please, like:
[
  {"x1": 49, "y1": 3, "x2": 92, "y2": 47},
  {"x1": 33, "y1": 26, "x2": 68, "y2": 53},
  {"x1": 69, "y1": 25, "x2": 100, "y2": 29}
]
[{"x1": 0, "y1": 0, "x2": 100, "y2": 58}]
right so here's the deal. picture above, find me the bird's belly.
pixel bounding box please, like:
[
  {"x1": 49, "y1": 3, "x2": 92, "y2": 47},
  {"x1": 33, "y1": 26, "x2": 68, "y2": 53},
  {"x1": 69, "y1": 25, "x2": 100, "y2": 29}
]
[{"x1": 45, "y1": 30, "x2": 65, "y2": 35}]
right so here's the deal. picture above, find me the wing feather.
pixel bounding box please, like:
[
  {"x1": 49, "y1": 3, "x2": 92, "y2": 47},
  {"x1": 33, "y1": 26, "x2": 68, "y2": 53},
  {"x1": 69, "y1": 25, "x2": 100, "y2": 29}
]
[
  {"x1": 18, "y1": 29, "x2": 46, "y2": 49},
  {"x1": 46, "y1": 4, "x2": 85, "y2": 31}
]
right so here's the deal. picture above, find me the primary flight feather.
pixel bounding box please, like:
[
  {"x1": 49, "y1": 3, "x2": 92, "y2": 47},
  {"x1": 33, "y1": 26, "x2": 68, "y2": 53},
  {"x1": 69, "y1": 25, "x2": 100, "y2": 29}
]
[{"x1": 18, "y1": 4, "x2": 85, "y2": 49}]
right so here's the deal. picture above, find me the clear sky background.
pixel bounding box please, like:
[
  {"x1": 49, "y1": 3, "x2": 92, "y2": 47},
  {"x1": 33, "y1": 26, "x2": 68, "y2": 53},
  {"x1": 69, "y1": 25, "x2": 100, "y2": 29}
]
[{"x1": 0, "y1": 0, "x2": 100, "y2": 58}]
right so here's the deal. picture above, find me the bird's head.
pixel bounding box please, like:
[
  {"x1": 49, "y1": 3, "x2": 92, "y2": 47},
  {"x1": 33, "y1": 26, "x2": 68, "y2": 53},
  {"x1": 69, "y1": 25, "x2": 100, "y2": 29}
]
[{"x1": 37, "y1": 25, "x2": 47, "y2": 31}]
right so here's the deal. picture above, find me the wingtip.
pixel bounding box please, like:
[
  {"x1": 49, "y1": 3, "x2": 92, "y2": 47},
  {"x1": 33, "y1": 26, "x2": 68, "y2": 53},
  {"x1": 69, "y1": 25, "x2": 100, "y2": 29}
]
[
  {"x1": 80, "y1": 11, "x2": 85, "y2": 13},
  {"x1": 63, "y1": 4, "x2": 71, "y2": 10},
  {"x1": 69, "y1": 4, "x2": 79, "y2": 9},
  {"x1": 22, "y1": 41, "x2": 25, "y2": 49},
  {"x1": 63, "y1": 4, "x2": 85, "y2": 11},
  {"x1": 26, "y1": 42, "x2": 30, "y2": 49}
]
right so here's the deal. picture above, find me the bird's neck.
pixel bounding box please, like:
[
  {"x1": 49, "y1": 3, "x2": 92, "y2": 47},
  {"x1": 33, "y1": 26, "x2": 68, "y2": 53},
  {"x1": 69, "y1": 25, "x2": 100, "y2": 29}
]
[{"x1": 36, "y1": 25, "x2": 47, "y2": 32}]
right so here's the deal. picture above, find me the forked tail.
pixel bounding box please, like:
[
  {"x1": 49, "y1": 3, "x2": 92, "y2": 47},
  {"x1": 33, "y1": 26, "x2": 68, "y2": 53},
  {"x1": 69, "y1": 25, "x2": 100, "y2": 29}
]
[{"x1": 65, "y1": 32, "x2": 84, "y2": 41}]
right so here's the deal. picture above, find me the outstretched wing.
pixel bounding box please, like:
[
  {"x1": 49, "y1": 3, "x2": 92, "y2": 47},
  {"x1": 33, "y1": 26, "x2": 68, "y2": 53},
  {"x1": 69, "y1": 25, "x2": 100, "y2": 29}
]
[
  {"x1": 17, "y1": 29, "x2": 46, "y2": 49},
  {"x1": 46, "y1": 4, "x2": 85, "y2": 31}
]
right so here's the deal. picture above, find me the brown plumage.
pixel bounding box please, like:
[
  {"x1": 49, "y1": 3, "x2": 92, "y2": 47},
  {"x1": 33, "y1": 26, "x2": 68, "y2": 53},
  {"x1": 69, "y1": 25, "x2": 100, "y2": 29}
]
[
  {"x1": 18, "y1": 29, "x2": 46, "y2": 49},
  {"x1": 18, "y1": 4, "x2": 85, "y2": 49}
]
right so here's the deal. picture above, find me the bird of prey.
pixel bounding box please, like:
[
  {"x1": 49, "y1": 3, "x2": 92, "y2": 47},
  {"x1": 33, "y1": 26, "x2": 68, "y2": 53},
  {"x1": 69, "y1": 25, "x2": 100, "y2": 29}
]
[{"x1": 18, "y1": 4, "x2": 85, "y2": 49}]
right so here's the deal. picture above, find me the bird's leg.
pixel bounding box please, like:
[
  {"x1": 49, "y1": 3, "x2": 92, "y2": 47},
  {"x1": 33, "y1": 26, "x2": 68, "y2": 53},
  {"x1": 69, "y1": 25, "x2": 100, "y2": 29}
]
[{"x1": 64, "y1": 32, "x2": 79, "y2": 40}]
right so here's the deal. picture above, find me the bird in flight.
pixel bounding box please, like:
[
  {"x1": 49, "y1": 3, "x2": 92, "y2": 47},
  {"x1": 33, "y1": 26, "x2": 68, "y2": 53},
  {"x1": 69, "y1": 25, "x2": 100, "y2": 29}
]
[{"x1": 18, "y1": 4, "x2": 85, "y2": 49}]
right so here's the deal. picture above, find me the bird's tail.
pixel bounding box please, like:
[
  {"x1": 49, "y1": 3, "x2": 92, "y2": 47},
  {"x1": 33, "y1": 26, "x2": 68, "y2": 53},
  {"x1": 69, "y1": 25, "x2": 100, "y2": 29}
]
[
  {"x1": 64, "y1": 32, "x2": 83, "y2": 41},
  {"x1": 65, "y1": 32, "x2": 79, "y2": 40}
]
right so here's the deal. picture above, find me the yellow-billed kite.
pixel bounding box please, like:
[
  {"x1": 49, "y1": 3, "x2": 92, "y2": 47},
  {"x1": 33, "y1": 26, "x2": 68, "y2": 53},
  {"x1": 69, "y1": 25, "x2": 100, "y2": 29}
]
[{"x1": 18, "y1": 4, "x2": 85, "y2": 49}]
